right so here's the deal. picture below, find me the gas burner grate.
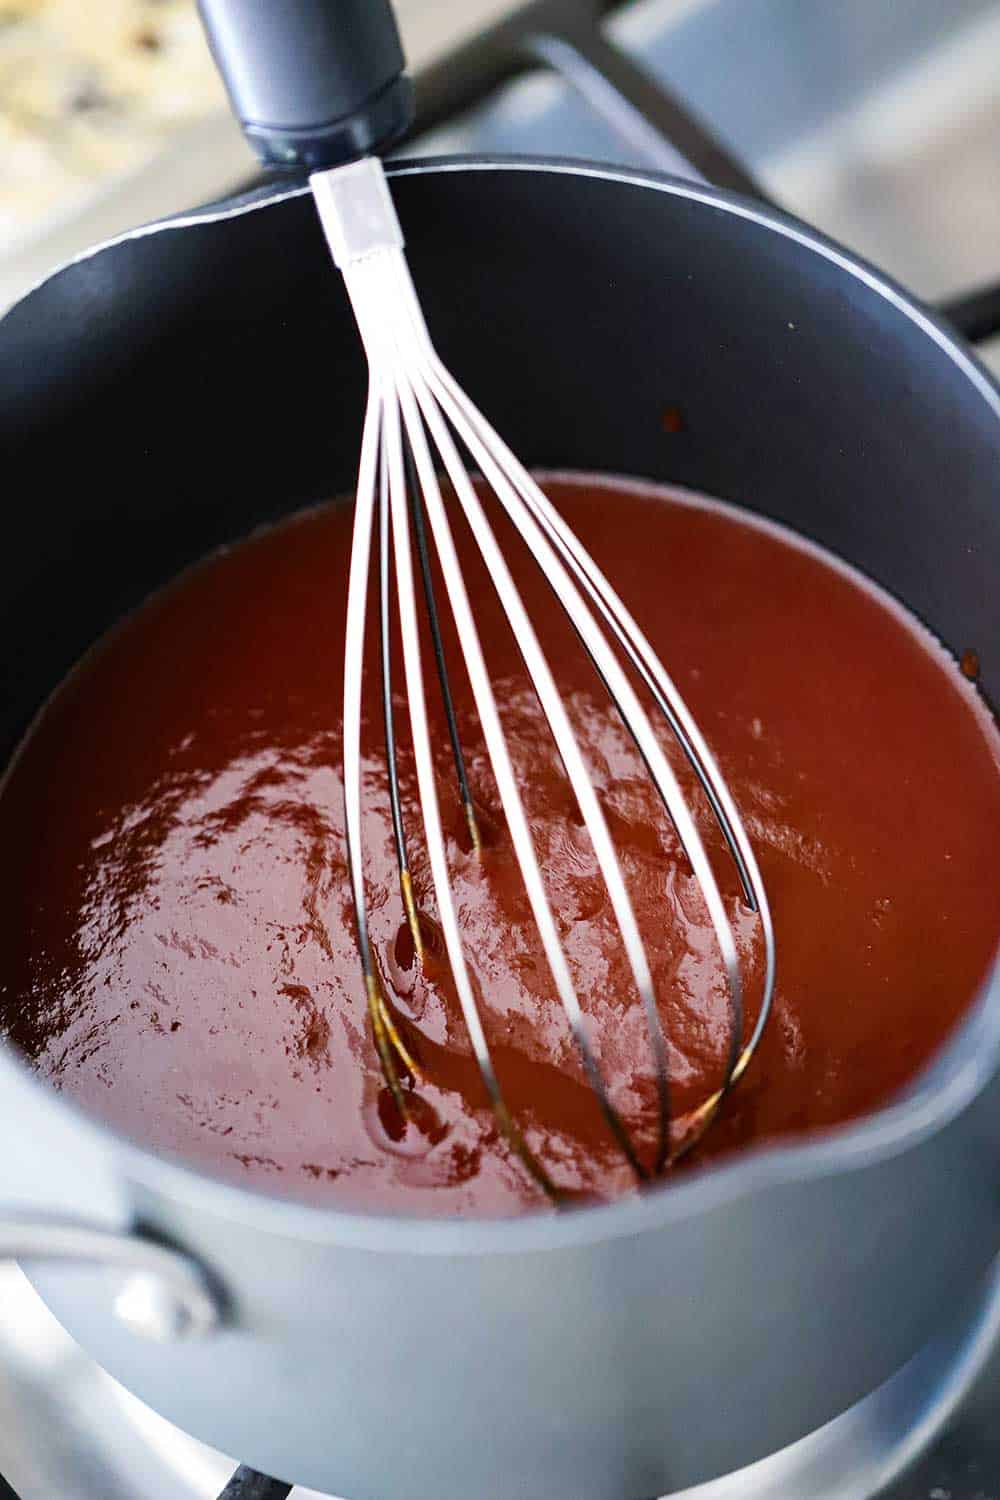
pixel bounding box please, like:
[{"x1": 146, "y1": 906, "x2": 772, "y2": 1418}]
[
  {"x1": 403, "y1": 0, "x2": 1000, "y2": 348},
  {"x1": 412, "y1": 0, "x2": 766, "y2": 198},
  {"x1": 218, "y1": 1467, "x2": 292, "y2": 1500}
]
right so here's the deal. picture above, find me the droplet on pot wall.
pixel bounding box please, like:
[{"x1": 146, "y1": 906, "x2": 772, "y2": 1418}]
[{"x1": 960, "y1": 647, "x2": 980, "y2": 680}]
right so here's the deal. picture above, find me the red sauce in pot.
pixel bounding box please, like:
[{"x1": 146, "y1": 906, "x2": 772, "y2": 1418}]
[{"x1": 1, "y1": 472, "x2": 998, "y2": 1216}]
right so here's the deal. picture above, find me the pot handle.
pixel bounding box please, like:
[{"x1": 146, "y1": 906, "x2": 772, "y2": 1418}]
[
  {"x1": 0, "y1": 1056, "x2": 224, "y2": 1341},
  {"x1": 197, "y1": 0, "x2": 413, "y2": 169},
  {"x1": 0, "y1": 1218, "x2": 223, "y2": 1341}
]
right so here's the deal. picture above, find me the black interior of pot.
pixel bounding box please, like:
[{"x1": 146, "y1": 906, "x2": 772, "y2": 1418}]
[{"x1": 2, "y1": 160, "x2": 999, "y2": 778}]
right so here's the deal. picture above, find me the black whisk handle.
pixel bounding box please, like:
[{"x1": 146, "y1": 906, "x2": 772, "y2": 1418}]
[{"x1": 197, "y1": 0, "x2": 412, "y2": 170}]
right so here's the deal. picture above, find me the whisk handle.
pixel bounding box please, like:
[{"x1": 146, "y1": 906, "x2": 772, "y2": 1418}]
[{"x1": 197, "y1": 0, "x2": 412, "y2": 170}]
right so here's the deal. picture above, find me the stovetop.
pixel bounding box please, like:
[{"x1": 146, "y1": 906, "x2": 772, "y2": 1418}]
[
  {"x1": 5, "y1": 1, "x2": 1000, "y2": 1495},
  {"x1": 405, "y1": 0, "x2": 1000, "y2": 376}
]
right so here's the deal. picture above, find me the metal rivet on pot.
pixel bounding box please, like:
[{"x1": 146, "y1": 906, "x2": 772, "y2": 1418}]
[{"x1": 114, "y1": 1270, "x2": 220, "y2": 1342}]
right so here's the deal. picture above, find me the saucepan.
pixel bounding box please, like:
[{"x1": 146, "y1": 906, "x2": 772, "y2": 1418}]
[{"x1": 3, "y1": 146, "x2": 1000, "y2": 1498}]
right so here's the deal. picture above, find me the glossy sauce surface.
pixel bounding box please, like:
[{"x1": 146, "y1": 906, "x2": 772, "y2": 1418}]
[{"x1": 1, "y1": 474, "x2": 998, "y2": 1215}]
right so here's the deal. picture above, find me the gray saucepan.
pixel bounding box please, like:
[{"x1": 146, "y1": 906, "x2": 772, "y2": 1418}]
[{"x1": 2, "y1": 158, "x2": 1000, "y2": 1498}]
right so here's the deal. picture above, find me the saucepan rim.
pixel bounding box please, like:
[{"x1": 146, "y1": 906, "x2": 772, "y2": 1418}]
[{"x1": 5, "y1": 154, "x2": 1000, "y2": 1256}]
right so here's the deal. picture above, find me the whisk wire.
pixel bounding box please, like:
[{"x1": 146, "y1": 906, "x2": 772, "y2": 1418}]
[
  {"x1": 378, "y1": 444, "x2": 424, "y2": 966},
  {"x1": 342, "y1": 387, "x2": 412, "y2": 1108},
  {"x1": 404, "y1": 441, "x2": 483, "y2": 858}
]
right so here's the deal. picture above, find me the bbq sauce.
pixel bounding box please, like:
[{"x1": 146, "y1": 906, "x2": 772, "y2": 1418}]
[{"x1": 1, "y1": 473, "x2": 998, "y2": 1216}]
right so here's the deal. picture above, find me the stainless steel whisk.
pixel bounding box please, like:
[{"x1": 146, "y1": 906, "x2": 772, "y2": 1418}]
[
  {"x1": 316, "y1": 159, "x2": 775, "y2": 1196},
  {"x1": 199, "y1": 0, "x2": 775, "y2": 1199}
]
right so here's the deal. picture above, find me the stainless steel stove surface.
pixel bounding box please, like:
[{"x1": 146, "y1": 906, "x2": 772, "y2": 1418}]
[{"x1": 6, "y1": 1, "x2": 1000, "y2": 1496}]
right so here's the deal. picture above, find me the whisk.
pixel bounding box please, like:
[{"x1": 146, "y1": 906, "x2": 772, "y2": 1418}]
[{"x1": 199, "y1": 0, "x2": 775, "y2": 1198}]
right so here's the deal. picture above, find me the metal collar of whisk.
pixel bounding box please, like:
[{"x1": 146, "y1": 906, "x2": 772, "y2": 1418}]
[{"x1": 312, "y1": 156, "x2": 776, "y2": 1205}]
